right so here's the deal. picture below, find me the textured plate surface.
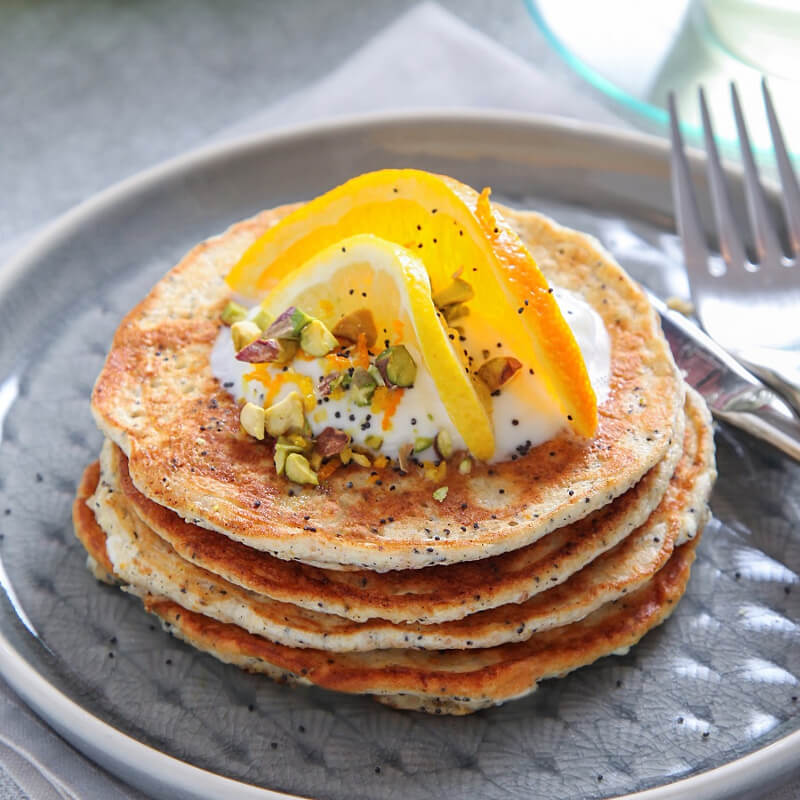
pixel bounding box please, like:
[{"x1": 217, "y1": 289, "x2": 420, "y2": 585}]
[{"x1": 0, "y1": 112, "x2": 798, "y2": 799}]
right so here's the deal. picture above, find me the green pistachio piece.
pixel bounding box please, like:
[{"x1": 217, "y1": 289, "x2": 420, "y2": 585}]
[
  {"x1": 432, "y1": 278, "x2": 474, "y2": 308},
  {"x1": 365, "y1": 434, "x2": 383, "y2": 450},
  {"x1": 477, "y1": 356, "x2": 523, "y2": 392},
  {"x1": 414, "y1": 436, "x2": 433, "y2": 454},
  {"x1": 309, "y1": 451, "x2": 323, "y2": 471},
  {"x1": 274, "y1": 441, "x2": 305, "y2": 475},
  {"x1": 231, "y1": 320, "x2": 262, "y2": 352},
  {"x1": 432, "y1": 486, "x2": 449, "y2": 502},
  {"x1": 350, "y1": 367, "x2": 377, "y2": 407},
  {"x1": 443, "y1": 303, "x2": 470, "y2": 325},
  {"x1": 265, "y1": 306, "x2": 315, "y2": 339},
  {"x1": 375, "y1": 345, "x2": 417, "y2": 388},
  {"x1": 300, "y1": 319, "x2": 338, "y2": 357},
  {"x1": 252, "y1": 307, "x2": 274, "y2": 331},
  {"x1": 458, "y1": 457, "x2": 472, "y2": 475},
  {"x1": 351, "y1": 452, "x2": 371, "y2": 467},
  {"x1": 332, "y1": 309, "x2": 377, "y2": 347},
  {"x1": 239, "y1": 402, "x2": 265, "y2": 440},
  {"x1": 434, "y1": 430, "x2": 453, "y2": 460},
  {"x1": 280, "y1": 433, "x2": 313, "y2": 452},
  {"x1": 221, "y1": 301, "x2": 248, "y2": 325},
  {"x1": 264, "y1": 391, "x2": 305, "y2": 437},
  {"x1": 273, "y1": 338, "x2": 299, "y2": 365},
  {"x1": 367, "y1": 364, "x2": 385, "y2": 386},
  {"x1": 397, "y1": 443, "x2": 413, "y2": 473},
  {"x1": 284, "y1": 453, "x2": 319, "y2": 486}
]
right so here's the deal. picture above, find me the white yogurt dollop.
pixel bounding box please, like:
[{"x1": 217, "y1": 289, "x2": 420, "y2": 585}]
[{"x1": 211, "y1": 287, "x2": 610, "y2": 462}]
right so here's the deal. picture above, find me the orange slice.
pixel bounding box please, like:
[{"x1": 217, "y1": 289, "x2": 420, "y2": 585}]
[
  {"x1": 260, "y1": 234, "x2": 495, "y2": 459},
  {"x1": 226, "y1": 169, "x2": 597, "y2": 438}
]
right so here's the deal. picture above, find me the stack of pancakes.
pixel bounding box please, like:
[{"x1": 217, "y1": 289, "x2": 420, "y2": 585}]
[{"x1": 73, "y1": 203, "x2": 716, "y2": 714}]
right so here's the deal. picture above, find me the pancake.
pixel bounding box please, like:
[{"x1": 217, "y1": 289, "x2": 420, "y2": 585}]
[
  {"x1": 73, "y1": 461, "x2": 117, "y2": 585},
  {"x1": 90, "y1": 203, "x2": 685, "y2": 571},
  {"x1": 80, "y1": 389, "x2": 713, "y2": 652},
  {"x1": 73, "y1": 470, "x2": 701, "y2": 713},
  {"x1": 106, "y1": 405, "x2": 685, "y2": 624}
]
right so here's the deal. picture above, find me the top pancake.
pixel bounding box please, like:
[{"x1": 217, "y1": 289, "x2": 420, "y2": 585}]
[{"x1": 91, "y1": 201, "x2": 684, "y2": 571}]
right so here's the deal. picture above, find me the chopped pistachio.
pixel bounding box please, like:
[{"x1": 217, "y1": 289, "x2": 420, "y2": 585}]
[
  {"x1": 231, "y1": 320, "x2": 262, "y2": 352},
  {"x1": 432, "y1": 278, "x2": 474, "y2": 308},
  {"x1": 477, "y1": 356, "x2": 522, "y2": 392},
  {"x1": 274, "y1": 441, "x2": 305, "y2": 475},
  {"x1": 350, "y1": 452, "x2": 371, "y2": 468},
  {"x1": 666, "y1": 295, "x2": 695, "y2": 316},
  {"x1": 221, "y1": 301, "x2": 247, "y2": 325},
  {"x1": 332, "y1": 309, "x2": 377, "y2": 347},
  {"x1": 264, "y1": 391, "x2": 305, "y2": 437},
  {"x1": 270, "y1": 338, "x2": 299, "y2": 365},
  {"x1": 236, "y1": 338, "x2": 282, "y2": 363},
  {"x1": 397, "y1": 443, "x2": 413, "y2": 473},
  {"x1": 413, "y1": 436, "x2": 433, "y2": 454},
  {"x1": 339, "y1": 446, "x2": 353, "y2": 465},
  {"x1": 375, "y1": 345, "x2": 417, "y2": 388},
  {"x1": 434, "y1": 430, "x2": 453, "y2": 460},
  {"x1": 367, "y1": 364, "x2": 385, "y2": 387},
  {"x1": 317, "y1": 371, "x2": 341, "y2": 397},
  {"x1": 316, "y1": 427, "x2": 350, "y2": 457},
  {"x1": 284, "y1": 453, "x2": 319, "y2": 485},
  {"x1": 443, "y1": 303, "x2": 470, "y2": 325},
  {"x1": 281, "y1": 433, "x2": 313, "y2": 452},
  {"x1": 350, "y1": 367, "x2": 377, "y2": 406},
  {"x1": 458, "y1": 457, "x2": 472, "y2": 475},
  {"x1": 239, "y1": 402, "x2": 265, "y2": 440},
  {"x1": 299, "y1": 318, "x2": 338, "y2": 357},
  {"x1": 432, "y1": 486, "x2": 449, "y2": 502},
  {"x1": 252, "y1": 307, "x2": 274, "y2": 331},
  {"x1": 309, "y1": 451, "x2": 323, "y2": 471},
  {"x1": 265, "y1": 306, "x2": 314, "y2": 340},
  {"x1": 365, "y1": 435, "x2": 383, "y2": 450}
]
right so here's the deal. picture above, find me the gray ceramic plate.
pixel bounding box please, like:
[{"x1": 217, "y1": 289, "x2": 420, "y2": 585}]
[{"x1": 0, "y1": 112, "x2": 798, "y2": 800}]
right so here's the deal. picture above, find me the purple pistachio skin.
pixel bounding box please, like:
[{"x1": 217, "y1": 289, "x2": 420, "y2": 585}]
[
  {"x1": 264, "y1": 306, "x2": 299, "y2": 339},
  {"x1": 316, "y1": 427, "x2": 351, "y2": 457},
  {"x1": 235, "y1": 338, "x2": 282, "y2": 363}
]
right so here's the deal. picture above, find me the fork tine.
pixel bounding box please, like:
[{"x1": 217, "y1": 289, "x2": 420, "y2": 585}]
[
  {"x1": 730, "y1": 82, "x2": 784, "y2": 265},
  {"x1": 762, "y1": 77, "x2": 800, "y2": 255},
  {"x1": 698, "y1": 87, "x2": 748, "y2": 271},
  {"x1": 668, "y1": 93, "x2": 711, "y2": 293}
]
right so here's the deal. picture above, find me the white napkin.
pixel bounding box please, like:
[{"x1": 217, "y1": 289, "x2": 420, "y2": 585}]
[
  {"x1": 216, "y1": 1, "x2": 625, "y2": 142},
  {"x1": 1, "y1": 4, "x2": 794, "y2": 799}
]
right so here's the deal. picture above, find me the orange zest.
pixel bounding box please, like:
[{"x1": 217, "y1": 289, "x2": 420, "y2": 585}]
[
  {"x1": 371, "y1": 386, "x2": 405, "y2": 431},
  {"x1": 353, "y1": 333, "x2": 370, "y2": 369},
  {"x1": 244, "y1": 366, "x2": 316, "y2": 412}
]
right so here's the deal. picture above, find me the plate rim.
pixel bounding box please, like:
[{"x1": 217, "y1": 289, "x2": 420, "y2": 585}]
[{"x1": 0, "y1": 108, "x2": 797, "y2": 800}]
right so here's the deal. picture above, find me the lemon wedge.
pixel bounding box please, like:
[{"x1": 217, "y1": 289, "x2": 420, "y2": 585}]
[
  {"x1": 260, "y1": 234, "x2": 495, "y2": 459},
  {"x1": 227, "y1": 169, "x2": 597, "y2": 438}
]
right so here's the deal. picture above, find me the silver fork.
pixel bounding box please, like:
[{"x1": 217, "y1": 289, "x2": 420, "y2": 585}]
[{"x1": 669, "y1": 80, "x2": 800, "y2": 417}]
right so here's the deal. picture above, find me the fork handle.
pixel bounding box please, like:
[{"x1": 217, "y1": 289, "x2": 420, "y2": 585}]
[
  {"x1": 715, "y1": 401, "x2": 800, "y2": 462},
  {"x1": 734, "y1": 347, "x2": 800, "y2": 420}
]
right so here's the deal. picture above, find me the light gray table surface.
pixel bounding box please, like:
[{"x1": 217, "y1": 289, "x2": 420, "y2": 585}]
[
  {"x1": 2, "y1": 2, "x2": 798, "y2": 799},
  {"x1": 3, "y1": 0, "x2": 634, "y2": 250}
]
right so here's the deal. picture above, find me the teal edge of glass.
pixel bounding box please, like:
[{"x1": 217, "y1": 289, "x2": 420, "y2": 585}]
[
  {"x1": 527, "y1": 0, "x2": 800, "y2": 165},
  {"x1": 523, "y1": 0, "x2": 797, "y2": 163},
  {"x1": 524, "y1": 0, "x2": 672, "y2": 128}
]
